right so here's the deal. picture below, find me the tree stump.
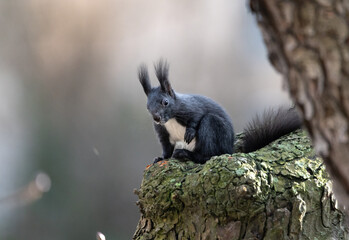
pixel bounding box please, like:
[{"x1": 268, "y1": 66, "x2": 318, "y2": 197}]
[{"x1": 133, "y1": 131, "x2": 348, "y2": 239}]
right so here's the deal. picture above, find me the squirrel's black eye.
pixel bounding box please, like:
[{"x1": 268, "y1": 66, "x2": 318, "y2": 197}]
[{"x1": 162, "y1": 99, "x2": 169, "y2": 106}]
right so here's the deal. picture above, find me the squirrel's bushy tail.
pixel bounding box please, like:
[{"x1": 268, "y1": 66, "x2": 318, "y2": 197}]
[{"x1": 242, "y1": 107, "x2": 302, "y2": 153}]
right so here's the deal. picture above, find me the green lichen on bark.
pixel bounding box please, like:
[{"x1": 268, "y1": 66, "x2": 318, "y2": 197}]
[{"x1": 134, "y1": 130, "x2": 348, "y2": 239}]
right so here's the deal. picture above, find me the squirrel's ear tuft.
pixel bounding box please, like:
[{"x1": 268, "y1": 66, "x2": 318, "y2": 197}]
[
  {"x1": 138, "y1": 64, "x2": 151, "y2": 96},
  {"x1": 154, "y1": 59, "x2": 175, "y2": 98}
]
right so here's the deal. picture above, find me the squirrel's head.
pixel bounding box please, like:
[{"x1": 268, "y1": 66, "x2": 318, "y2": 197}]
[{"x1": 138, "y1": 59, "x2": 176, "y2": 125}]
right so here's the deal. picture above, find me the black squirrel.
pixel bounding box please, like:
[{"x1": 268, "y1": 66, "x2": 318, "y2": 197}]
[{"x1": 138, "y1": 59, "x2": 302, "y2": 164}]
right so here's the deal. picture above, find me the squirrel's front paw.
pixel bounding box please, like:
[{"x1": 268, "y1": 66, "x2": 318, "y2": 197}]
[
  {"x1": 184, "y1": 128, "x2": 195, "y2": 144},
  {"x1": 153, "y1": 157, "x2": 164, "y2": 163}
]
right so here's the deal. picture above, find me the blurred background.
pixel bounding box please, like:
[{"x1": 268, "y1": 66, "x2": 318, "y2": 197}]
[{"x1": 0, "y1": 0, "x2": 291, "y2": 239}]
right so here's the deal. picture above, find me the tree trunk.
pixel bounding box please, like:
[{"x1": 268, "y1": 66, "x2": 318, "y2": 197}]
[
  {"x1": 249, "y1": 0, "x2": 349, "y2": 209},
  {"x1": 133, "y1": 131, "x2": 348, "y2": 239}
]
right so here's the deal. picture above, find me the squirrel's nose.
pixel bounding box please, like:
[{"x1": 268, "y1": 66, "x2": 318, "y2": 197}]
[{"x1": 153, "y1": 115, "x2": 161, "y2": 123}]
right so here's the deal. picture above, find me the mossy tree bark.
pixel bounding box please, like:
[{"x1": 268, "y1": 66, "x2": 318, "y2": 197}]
[
  {"x1": 249, "y1": 0, "x2": 349, "y2": 209},
  {"x1": 134, "y1": 131, "x2": 348, "y2": 239}
]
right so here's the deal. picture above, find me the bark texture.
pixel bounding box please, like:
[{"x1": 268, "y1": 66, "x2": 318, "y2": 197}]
[
  {"x1": 249, "y1": 0, "x2": 349, "y2": 208},
  {"x1": 134, "y1": 131, "x2": 348, "y2": 239}
]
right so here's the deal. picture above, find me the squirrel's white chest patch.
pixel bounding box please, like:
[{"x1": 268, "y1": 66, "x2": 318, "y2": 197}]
[{"x1": 164, "y1": 118, "x2": 196, "y2": 152}]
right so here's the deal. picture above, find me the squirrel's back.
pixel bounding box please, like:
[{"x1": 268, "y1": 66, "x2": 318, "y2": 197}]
[{"x1": 174, "y1": 93, "x2": 232, "y2": 121}]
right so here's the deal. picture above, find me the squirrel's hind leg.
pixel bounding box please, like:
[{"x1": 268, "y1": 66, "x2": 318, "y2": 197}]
[
  {"x1": 195, "y1": 114, "x2": 234, "y2": 161},
  {"x1": 172, "y1": 149, "x2": 208, "y2": 164}
]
